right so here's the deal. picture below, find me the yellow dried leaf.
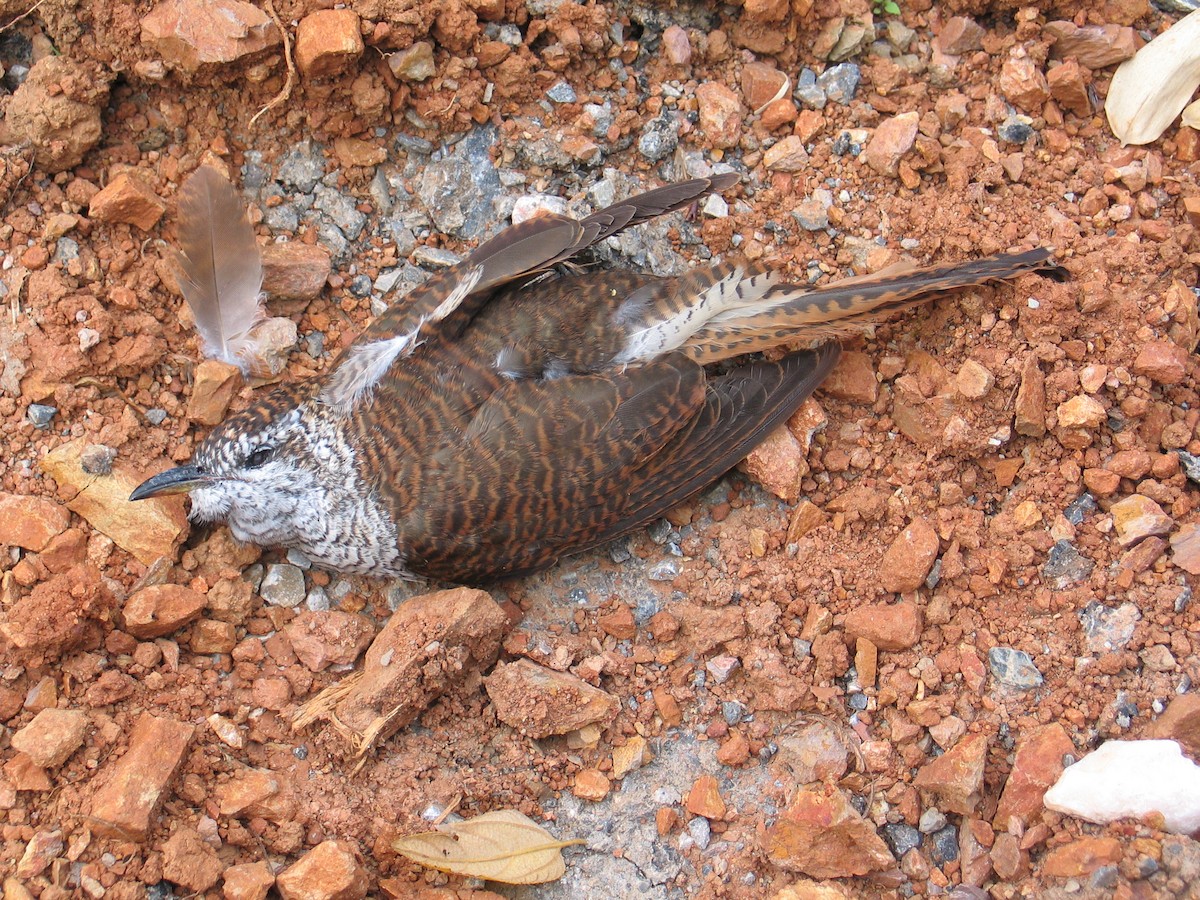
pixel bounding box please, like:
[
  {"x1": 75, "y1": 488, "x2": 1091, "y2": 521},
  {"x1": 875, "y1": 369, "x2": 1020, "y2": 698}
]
[
  {"x1": 1106, "y1": 9, "x2": 1200, "y2": 146},
  {"x1": 391, "y1": 809, "x2": 584, "y2": 884}
]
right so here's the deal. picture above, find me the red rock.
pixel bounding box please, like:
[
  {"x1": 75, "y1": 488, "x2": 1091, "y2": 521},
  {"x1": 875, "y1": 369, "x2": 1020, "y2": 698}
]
[
  {"x1": 1111, "y1": 495, "x2": 1173, "y2": 546},
  {"x1": 656, "y1": 807, "x2": 678, "y2": 835},
  {"x1": 1083, "y1": 467, "x2": 1120, "y2": 496},
  {"x1": 5, "y1": 57, "x2": 107, "y2": 173},
  {"x1": 0, "y1": 566, "x2": 115, "y2": 659},
  {"x1": 1147, "y1": 693, "x2": 1200, "y2": 756},
  {"x1": 189, "y1": 619, "x2": 237, "y2": 654},
  {"x1": 10, "y1": 708, "x2": 87, "y2": 768},
  {"x1": 1041, "y1": 837, "x2": 1123, "y2": 877},
  {"x1": 913, "y1": 732, "x2": 989, "y2": 815},
  {"x1": 222, "y1": 861, "x2": 275, "y2": 900},
  {"x1": 955, "y1": 359, "x2": 995, "y2": 399},
  {"x1": 124, "y1": 584, "x2": 207, "y2": 639},
  {"x1": 741, "y1": 60, "x2": 787, "y2": 110},
  {"x1": 844, "y1": 600, "x2": 922, "y2": 651},
  {"x1": 597, "y1": 604, "x2": 636, "y2": 640},
  {"x1": 218, "y1": 768, "x2": 296, "y2": 822},
  {"x1": 865, "y1": 111, "x2": 919, "y2": 177},
  {"x1": 739, "y1": 425, "x2": 806, "y2": 502},
  {"x1": 935, "y1": 16, "x2": 985, "y2": 55},
  {"x1": 141, "y1": 0, "x2": 280, "y2": 72},
  {"x1": 1014, "y1": 355, "x2": 1046, "y2": 437},
  {"x1": 653, "y1": 687, "x2": 682, "y2": 726},
  {"x1": 244, "y1": 678, "x2": 290, "y2": 728},
  {"x1": 1171, "y1": 523, "x2": 1200, "y2": 575},
  {"x1": 717, "y1": 731, "x2": 751, "y2": 766},
  {"x1": 572, "y1": 769, "x2": 611, "y2": 801},
  {"x1": 991, "y1": 831, "x2": 1024, "y2": 880},
  {"x1": 686, "y1": 774, "x2": 726, "y2": 819},
  {"x1": 999, "y1": 52, "x2": 1050, "y2": 112},
  {"x1": 662, "y1": 24, "x2": 691, "y2": 65},
  {"x1": 1047, "y1": 59, "x2": 1091, "y2": 117},
  {"x1": 0, "y1": 493, "x2": 70, "y2": 551},
  {"x1": 879, "y1": 518, "x2": 940, "y2": 593},
  {"x1": 162, "y1": 827, "x2": 223, "y2": 893},
  {"x1": 1107, "y1": 450, "x2": 1152, "y2": 480},
  {"x1": 994, "y1": 723, "x2": 1075, "y2": 828},
  {"x1": 1134, "y1": 340, "x2": 1190, "y2": 385},
  {"x1": 820, "y1": 351, "x2": 878, "y2": 403},
  {"x1": 188, "y1": 359, "x2": 243, "y2": 426},
  {"x1": 15, "y1": 830, "x2": 63, "y2": 879},
  {"x1": 696, "y1": 82, "x2": 743, "y2": 149},
  {"x1": 6, "y1": 752, "x2": 51, "y2": 790},
  {"x1": 88, "y1": 173, "x2": 165, "y2": 231},
  {"x1": 333, "y1": 137, "x2": 386, "y2": 169},
  {"x1": 1056, "y1": 394, "x2": 1106, "y2": 429},
  {"x1": 40, "y1": 528, "x2": 88, "y2": 573},
  {"x1": 743, "y1": 644, "x2": 810, "y2": 711},
  {"x1": 487, "y1": 659, "x2": 619, "y2": 738},
  {"x1": 276, "y1": 841, "x2": 368, "y2": 900},
  {"x1": 284, "y1": 611, "x2": 375, "y2": 672},
  {"x1": 1045, "y1": 21, "x2": 1140, "y2": 70},
  {"x1": 261, "y1": 242, "x2": 332, "y2": 307},
  {"x1": 760, "y1": 97, "x2": 798, "y2": 131},
  {"x1": 89, "y1": 713, "x2": 194, "y2": 840},
  {"x1": 743, "y1": 0, "x2": 789, "y2": 22},
  {"x1": 325, "y1": 588, "x2": 508, "y2": 745},
  {"x1": 295, "y1": 9, "x2": 363, "y2": 79},
  {"x1": 765, "y1": 784, "x2": 895, "y2": 878},
  {"x1": 764, "y1": 135, "x2": 809, "y2": 172}
]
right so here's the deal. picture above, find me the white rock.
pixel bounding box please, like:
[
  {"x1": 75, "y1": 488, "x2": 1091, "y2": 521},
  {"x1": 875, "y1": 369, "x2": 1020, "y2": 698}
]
[
  {"x1": 511, "y1": 194, "x2": 568, "y2": 224},
  {"x1": 1043, "y1": 739, "x2": 1200, "y2": 834}
]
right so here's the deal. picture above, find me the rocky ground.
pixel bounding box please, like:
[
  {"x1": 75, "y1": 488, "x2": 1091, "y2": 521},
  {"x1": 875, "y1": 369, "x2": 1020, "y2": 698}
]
[{"x1": 0, "y1": 0, "x2": 1198, "y2": 897}]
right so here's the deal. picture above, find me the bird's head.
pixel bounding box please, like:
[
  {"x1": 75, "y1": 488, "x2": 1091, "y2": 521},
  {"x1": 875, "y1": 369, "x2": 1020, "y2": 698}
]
[{"x1": 130, "y1": 386, "x2": 330, "y2": 548}]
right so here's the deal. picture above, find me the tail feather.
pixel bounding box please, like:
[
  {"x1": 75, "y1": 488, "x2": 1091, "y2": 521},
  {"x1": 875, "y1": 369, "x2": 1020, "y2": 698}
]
[{"x1": 617, "y1": 248, "x2": 1064, "y2": 366}]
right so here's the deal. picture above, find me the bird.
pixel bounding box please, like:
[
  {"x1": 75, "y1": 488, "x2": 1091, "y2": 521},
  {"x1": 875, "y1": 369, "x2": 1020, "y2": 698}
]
[{"x1": 131, "y1": 172, "x2": 1063, "y2": 583}]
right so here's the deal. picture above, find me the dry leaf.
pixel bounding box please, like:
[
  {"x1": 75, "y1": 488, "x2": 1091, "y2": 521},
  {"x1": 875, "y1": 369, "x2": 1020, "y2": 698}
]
[
  {"x1": 391, "y1": 809, "x2": 584, "y2": 884},
  {"x1": 1106, "y1": 9, "x2": 1200, "y2": 146}
]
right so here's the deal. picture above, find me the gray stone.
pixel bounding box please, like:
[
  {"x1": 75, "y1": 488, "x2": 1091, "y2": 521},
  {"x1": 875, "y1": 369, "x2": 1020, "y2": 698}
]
[
  {"x1": 146, "y1": 409, "x2": 168, "y2": 426},
  {"x1": 988, "y1": 647, "x2": 1043, "y2": 689},
  {"x1": 883, "y1": 822, "x2": 921, "y2": 857},
  {"x1": 1043, "y1": 540, "x2": 1094, "y2": 590},
  {"x1": 1078, "y1": 601, "x2": 1140, "y2": 653},
  {"x1": 413, "y1": 246, "x2": 462, "y2": 268},
  {"x1": 278, "y1": 141, "x2": 326, "y2": 193},
  {"x1": 546, "y1": 81, "x2": 577, "y2": 103},
  {"x1": 313, "y1": 186, "x2": 367, "y2": 241},
  {"x1": 637, "y1": 115, "x2": 679, "y2": 162},
  {"x1": 306, "y1": 586, "x2": 330, "y2": 612},
  {"x1": 260, "y1": 563, "x2": 306, "y2": 608},
  {"x1": 80, "y1": 444, "x2": 116, "y2": 475},
  {"x1": 415, "y1": 127, "x2": 502, "y2": 239},
  {"x1": 685, "y1": 816, "x2": 711, "y2": 850},
  {"x1": 794, "y1": 67, "x2": 826, "y2": 109},
  {"x1": 583, "y1": 102, "x2": 614, "y2": 139},
  {"x1": 53, "y1": 238, "x2": 79, "y2": 264},
  {"x1": 1179, "y1": 451, "x2": 1200, "y2": 486},
  {"x1": 647, "y1": 559, "x2": 681, "y2": 581},
  {"x1": 926, "y1": 823, "x2": 959, "y2": 865},
  {"x1": 27, "y1": 403, "x2": 56, "y2": 428},
  {"x1": 998, "y1": 116, "x2": 1035, "y2": 144},
  {"x1": 1064, "y1": 493, "x2": 1097, "y2": 524},
  {"x1": 918, "y1": 808, "x2": 947, "y2": 834},
  {"x1": 817, "y1": 63, "x2": 860, "y2": 105}
]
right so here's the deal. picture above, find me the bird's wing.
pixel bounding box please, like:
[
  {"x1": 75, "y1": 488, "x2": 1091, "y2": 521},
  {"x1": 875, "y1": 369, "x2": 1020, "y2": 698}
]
[
  {"x1": 318, "y1": 176, "x2": 738, "y2": 413},
  {"x1": 392, "y1": 344, "x2": 839, "y2": 583},
  {"x1": 359, "y1": 172, "x2": 739, "y2": 345}
]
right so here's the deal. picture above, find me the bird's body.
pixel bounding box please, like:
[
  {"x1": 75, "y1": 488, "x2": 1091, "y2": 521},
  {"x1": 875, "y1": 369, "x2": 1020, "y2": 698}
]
[{"x1": 134, "y1": 174, "x2": 1061, "y2": 582}]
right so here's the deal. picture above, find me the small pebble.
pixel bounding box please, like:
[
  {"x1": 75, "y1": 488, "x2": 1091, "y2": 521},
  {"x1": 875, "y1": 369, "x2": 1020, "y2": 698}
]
[
  {"x1": 988, "y1": 647, "x2": 1043, "y2": 689},
  {"x1": 260, "y1": 564, "x2": 306, "y2": 608},
  {"x1": 27, "y1": 404, "x2": 56, "y2": 428},
  {"x1": 686, "y1": 816, "x2": 711, "y2": 850}
]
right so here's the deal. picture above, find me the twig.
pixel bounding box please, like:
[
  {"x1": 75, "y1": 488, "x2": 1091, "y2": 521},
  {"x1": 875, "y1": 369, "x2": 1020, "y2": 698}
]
[
  {"x1": 73, "y1": 376, "x2": 152, "y2": 423},
  {"x1": 250, "y1": 0, "x2": 296, "y2": 128},
  {"x1": 0, "y1": 0, "x2": 46, "y2": 35}
]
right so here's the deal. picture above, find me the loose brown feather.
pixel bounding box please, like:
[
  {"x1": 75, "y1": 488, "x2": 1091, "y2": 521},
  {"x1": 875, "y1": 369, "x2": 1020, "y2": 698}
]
[{"x1": 173, "y1": 165, "x2": 265, "y2": 372}]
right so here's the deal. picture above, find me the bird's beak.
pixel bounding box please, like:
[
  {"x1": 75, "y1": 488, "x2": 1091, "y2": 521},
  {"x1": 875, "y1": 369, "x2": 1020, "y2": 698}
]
[{"x1": 129, "y1": 464, "x2": 209, "y2": 501}]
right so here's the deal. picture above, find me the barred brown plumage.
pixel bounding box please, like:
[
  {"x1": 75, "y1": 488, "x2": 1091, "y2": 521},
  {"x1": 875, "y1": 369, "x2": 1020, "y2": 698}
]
[{"x1": 132, "y1": 175, "x2": 1064, "y2": 582}]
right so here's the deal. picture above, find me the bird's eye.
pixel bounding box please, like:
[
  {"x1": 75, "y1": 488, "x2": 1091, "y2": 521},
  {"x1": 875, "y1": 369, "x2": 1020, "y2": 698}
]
[{"x1": 245, "y1": 446, "x2": 273, "y2": 469}]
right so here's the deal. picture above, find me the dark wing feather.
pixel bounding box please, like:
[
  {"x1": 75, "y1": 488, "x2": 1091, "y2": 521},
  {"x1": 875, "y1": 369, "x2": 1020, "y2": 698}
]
[
  {"x1": 392, "y1": 344, "x2": 838, "y2": 583},
  {"x1": 345, "y1": 175, "x2": 739, "y2": 350},
  {"x1": 568, "y1": 344, "x2": 841, "y2": 554}
]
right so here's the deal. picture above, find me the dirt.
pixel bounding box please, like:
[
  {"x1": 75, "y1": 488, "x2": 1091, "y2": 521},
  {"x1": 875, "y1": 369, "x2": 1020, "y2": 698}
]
[{"x1": 0, "y1": 0, "x2": 1198, "y2": 898}]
